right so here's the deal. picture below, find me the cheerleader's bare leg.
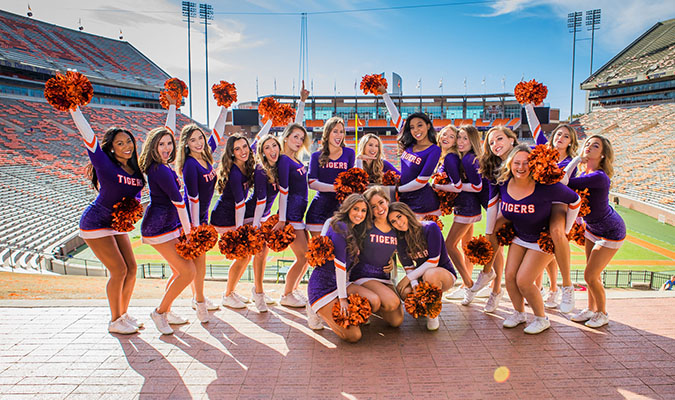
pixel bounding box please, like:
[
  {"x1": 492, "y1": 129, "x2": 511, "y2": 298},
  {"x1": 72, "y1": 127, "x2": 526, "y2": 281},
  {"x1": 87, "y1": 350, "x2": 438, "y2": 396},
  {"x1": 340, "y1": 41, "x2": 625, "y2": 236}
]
[
  {"x1": 583, "y1": 242, "x2": 618, "y2": 314},
  {"x1": 191, "y1": 253, "x2": 206, "y2": 303},
  {"x1": 152, "y1": 240, "x2": 196, "y2": 314},
  {"x1": 361, "y1": 281, "x2": 404, "y2": 327},
  {"x1": 284, "y1": 229, "x2": 309, "y2": 296},
  {"x1": 113, "y1": 234, "x2": 138, "y2": 315},
  {"x1": 445, "y1": 222, "x2": 474, "y2": 287},
  {"x1": 252, "y1": 246, "x2": 269, "y2": 294},
  {"x1": 515, "y1": 249, "x2": 554, "y2": 318},
  {"x1": 225, "y1": 255, "x2": 253, "y2": 296},
  {"x1": 550, "y1": 204, "x2": 572, "y2": 288},
  {"x1": 316, "y1": 300, "x2": 362, "y2": 343}
]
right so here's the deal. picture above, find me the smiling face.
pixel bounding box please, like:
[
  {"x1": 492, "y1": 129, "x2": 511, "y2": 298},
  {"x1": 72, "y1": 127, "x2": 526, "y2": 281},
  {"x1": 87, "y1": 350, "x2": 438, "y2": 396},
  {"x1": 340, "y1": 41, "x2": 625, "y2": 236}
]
[
  {"x1": 328, "y1": 122, "x2": 345, "y2": 148},
  {"x1": 583, "y1": 137, "x2": 603, "y2": 161},
  {"x1": 488, "y1": 130, "x2": 514, "y2": 159},
  {"x1": 552, "y1": 127, "x2": 572, "y2": 152},
  {"x1": 457, "y1": 129, "x2": 472, "y2": 153},
  {"x1": 409, "y1": 117, "x2": 429, "y2": 143},
  {"x1": 232, "y1": 138, "x2": 250, "y2": 163},
  {"x1": 111, "y1": 131, "x2": 134, "y2": 163},
  {"x1": 364, "y1": 137, "x2": 380, "y2": 158},
  {"x1": 368, "y1": 194, "x2": 389, "y2": 222},
  {"x1": 510, "y1": 151, "x2": 530, "y2": 180},
  {"x1": 187, "y1": 129, "x2": 206, "y2": 155},
  {"x1": 261, "y1": 137, "x2": 280, "y2": 164},
  {"x1": 157, "y1": 133, "x2": 174, "y2": 163},
  {"x1": 349, "y1": 201, "x2": 368, "y2": 225},
  {"x1": 285, "y1": 128, "x2": 306, "y2": 153},
  {"x1": 438, "y1": 128, "x2": 456, "y2": 152},
  {"x1": 388, "y1": 210, "x2": 409, "y2": 232}
]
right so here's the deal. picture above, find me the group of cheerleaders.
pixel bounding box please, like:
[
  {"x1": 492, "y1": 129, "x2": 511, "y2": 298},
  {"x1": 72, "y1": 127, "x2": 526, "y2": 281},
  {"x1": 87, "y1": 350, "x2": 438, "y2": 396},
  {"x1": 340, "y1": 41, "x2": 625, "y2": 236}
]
[{"x1": 73, "y1": 84, "x2": 625, "y2": 340}]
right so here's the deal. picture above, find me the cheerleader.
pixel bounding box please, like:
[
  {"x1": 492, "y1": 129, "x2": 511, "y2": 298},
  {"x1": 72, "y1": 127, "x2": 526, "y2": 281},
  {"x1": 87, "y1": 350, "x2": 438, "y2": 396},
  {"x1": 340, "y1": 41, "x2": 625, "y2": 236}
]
[
  {"x1": 377, "y1": 85, "x2": 441, "y2": 218},
  {"x1": 347, "y1": 186, "x2": 405, "y2": 327},
  {"x1": 274, "y1": 122, "x2": 312, "y2": 307},
  {"x1": 541, "y1": 124, "x2": 580, "y2": 311},
  {"x1": 139, "y1": 100, "x2": 195, "y2": 335},
  {"x1": 355, "y1": 133, "x2": 400, "y2": 183},
  {"x1": 490, "y1": 145, "x2": 580, "y2": 334},
  {"x1": 70, "y1": 106, "x2": 144, "y2": 334},
  {"x1": 306, "y1": 116, "x2": 354, "y2": 234},
  {"x1": 306, "y1": 194, "x2": 381, "y2": 342},
  {"x1": 210, "y1": 134, "x2": 255, "y2": 309},
  {"x1": 243, "y1": 133, "x2": 282, "y2": 312},
  {"x1": 389, "y1": 202, "x2": 457, "y2": 331},
  {"x1": 565, "y1": 135, "x2": 625, "y2": 328}
]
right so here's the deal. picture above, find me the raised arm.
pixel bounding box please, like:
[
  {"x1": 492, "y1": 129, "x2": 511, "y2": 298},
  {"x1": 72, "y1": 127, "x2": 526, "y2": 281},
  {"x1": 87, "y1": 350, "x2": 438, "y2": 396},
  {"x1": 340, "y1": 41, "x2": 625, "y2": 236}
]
[
  {"x1": 209, "y1": 106, "x2": 229, "y2": 151},
  {"x1": 70, "y1": 106, "x2": 97, "y2": 153},
  {"x1": 380, "y1": 89, "x2": 404, "y2": 133},
  {"x1": 165, "y1": 104, "x2": 176, "y2": 135},
  {"x1": 524, "y1": 103, "x2": 547, "y2": 145},
  {"x1": 295, "y1": 80, "x2": 309, "y2": 125}
]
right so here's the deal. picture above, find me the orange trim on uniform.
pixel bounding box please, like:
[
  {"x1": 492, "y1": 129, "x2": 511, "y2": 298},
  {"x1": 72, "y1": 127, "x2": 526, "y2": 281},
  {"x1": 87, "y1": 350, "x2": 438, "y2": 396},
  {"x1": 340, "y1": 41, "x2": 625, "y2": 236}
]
[
  {"x1": 488, "y1": 198, "x2": 499, "y2": 208},
  {"x1": 471, "y1": 184, "x2": 481, "y2": 191},
  {"x1": 235, "y1": 203, "x2": 245, "y2": 210},
  {"x1": 142, "y1": 227, "x2": 180, "y2": 238},
  {"x1": 189, "y1": 198, "x2": 199, "y2": 203},
  {"x1": 569, "y1": 201, "x2": 581, "y2": 209},
  {"x1": 415, "y1": 178, "x2": 427, "y2": 184},
  {"x1": 83, "y1": 136, "x2": 96, "y2": 149},
  {"x1": 256, "y1": 200, "x2": 266, "y2": 205},
  {"x1": 173, "y1": 202, "x2": 185, "y2": 208},
  {"x1": 279, "y1": 188, "x2": 289, "y2": 195},
  {"x1": 165, "y1": 125, "x2": 174, "y2": 135}
]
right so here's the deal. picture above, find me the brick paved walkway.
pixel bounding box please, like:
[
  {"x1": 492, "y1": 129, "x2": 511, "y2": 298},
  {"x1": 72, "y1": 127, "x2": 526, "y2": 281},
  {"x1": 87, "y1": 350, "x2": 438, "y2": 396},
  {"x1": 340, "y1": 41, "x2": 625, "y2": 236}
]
[{"x1": 1, "y1": 297, "x2": 674, "y2": 399}]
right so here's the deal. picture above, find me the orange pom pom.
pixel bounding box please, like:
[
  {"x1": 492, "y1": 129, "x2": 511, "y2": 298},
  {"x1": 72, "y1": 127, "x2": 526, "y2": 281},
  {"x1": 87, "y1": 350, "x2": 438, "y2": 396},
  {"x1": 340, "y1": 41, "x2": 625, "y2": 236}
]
[
  {"x1": 567, "y1": 221, "x2": 585, "y2": 246},
  {"x1": 514, "y1": 79, "x2": 548, "y2": 105},
  {"x1": 44, "y1": 71, "x2": 93, "y2": 112},
  {"x1": 260, "y1": 215, "x2": 296, "y2": 252},
  {"x1": 334, "y1": 168, "x2": 369, "y2": 203},
  {"x1": 422, "y1": 215, "x2": 444, "y2": 231},
  {"x1": 191, "y1": 224, "x2": 218, "y2": 253},
  {"x1": 404, "y1": 282, "x2": 443, "y2": 319},
  {"x1": 360, "y1": 74, "x2": 388, "y2": 95},
  {"x1": 159, "y1": 78, "x2": 188, "y2": 109},
  {"x1": 432, "y1": 172, "x2": 457, "y2": 215},
  {"x1": 307, "y1": 236, "x2": 335, "y2": 267},
  {"x1": 381, "y1": 170, "x2": 400, "y2": 186},
  {"x1": 175, "y1": 231, "x2": 203, "y2": 260},
  {"x1": 463, "y1": 235, "x2": 495, "y2": 265},
  {"x1": 537, "y1": 231, "x2": 555, "y2": 254},
  {"x1": 258, "y1": 97, "x2": 279, "y2": 124},
  {"x1": 576, "y1": 188, "x2": 591, "y2": 218},
  {"x1": 110, "y1": 197, "x2": 143, "y2": 232},
  {"x1": 212, "y1": 80, "x2": 238, "y2": 108},
  {"x1": 528, "y1": 144, "x2": 564, "y2": 184},
  {"x1": 218, "y1": 225, "x2": 264, "y2": 259},
  {"x1": 332, "y1": 293, "x2": 372, "y2": 328},
  {"x1": 495, "y1": 222, "x2": 516, "y2": 247},
  {"x1": 275, "y1": 103, "x2": 296, "y2": 126}
]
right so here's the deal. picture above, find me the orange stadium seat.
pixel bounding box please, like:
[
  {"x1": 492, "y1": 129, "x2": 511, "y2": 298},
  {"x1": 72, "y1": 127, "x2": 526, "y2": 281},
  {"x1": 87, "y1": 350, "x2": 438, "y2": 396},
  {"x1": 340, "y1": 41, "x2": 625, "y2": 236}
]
[
  {"x1": 367, "y1": 119, "x2": 389, "y2": 127},
  {"x1": 305, "y1": 119, "x2": 324, "y2": 128},
  {"x1": 433, "y1": 119, "x2": 452, "y2": 128}
]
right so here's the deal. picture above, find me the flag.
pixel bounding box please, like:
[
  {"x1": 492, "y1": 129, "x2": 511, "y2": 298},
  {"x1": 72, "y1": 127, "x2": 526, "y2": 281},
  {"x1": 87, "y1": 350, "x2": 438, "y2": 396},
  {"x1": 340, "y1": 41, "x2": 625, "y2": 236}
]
[
  {"x1": 416, "y1": 78, "x2": 421, "y2": 89},
  {"x1": 439, "y1": 78, "x2": 443, "y2": 88}
]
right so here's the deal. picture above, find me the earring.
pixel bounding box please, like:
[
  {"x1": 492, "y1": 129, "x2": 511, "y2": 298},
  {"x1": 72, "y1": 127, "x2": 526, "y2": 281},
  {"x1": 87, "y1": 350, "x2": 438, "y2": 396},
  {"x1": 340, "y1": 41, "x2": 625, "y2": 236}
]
[{"x1": 111, "y1": 150, "x2": 114, "y2": 153}]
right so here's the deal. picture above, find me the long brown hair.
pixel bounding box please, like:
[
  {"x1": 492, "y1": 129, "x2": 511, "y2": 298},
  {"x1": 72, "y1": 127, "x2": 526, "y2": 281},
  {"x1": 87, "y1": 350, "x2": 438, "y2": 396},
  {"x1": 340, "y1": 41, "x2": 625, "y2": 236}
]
[
  {"x1": 357, "y1": 133, "x2": 384, "y2": 183},
  {"x1": 139, "y1": 127, "x2": 175, "y2": 173},
  {"x1": 548, "y1": 123, "x2": 579, "y2": 159},
  {"x1": 581, "y1": 134, "x2": 615, "y2": 178},
  {"x1": 318, "y1": 116, "x2": 345, "y2": 166},
  {"x1": 215, "y1": 134, "x2": 255, "y2": 194},
  {"x1": 388, "y1": 202, "x2": 426, "y2": 261},
  {"x1": 329, "y1": 193, "x2": 371, "y2": 265},
  {"x1": 478, "y1": 126, "x2": 518, "y2": 181},
  {"x1": 256, "y1": 134, "x2": 281, "y2": 184},
  {"x1": 87, "y1": 127, "x2": 144, "y2": 190},
  {"x1": 175, "y1": 124, "x2": 214, "y2": 175}
]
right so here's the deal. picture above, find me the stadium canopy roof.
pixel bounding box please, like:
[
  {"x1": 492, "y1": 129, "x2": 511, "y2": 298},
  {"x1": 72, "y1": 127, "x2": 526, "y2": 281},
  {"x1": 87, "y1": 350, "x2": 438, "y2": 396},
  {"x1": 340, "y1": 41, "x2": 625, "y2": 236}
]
[
  {"x1": 581, "y1": 18, "x2": 675, "y2": 90},
  {"x1": 0, "y1": 10, "x2": 170, "y2": 91}
]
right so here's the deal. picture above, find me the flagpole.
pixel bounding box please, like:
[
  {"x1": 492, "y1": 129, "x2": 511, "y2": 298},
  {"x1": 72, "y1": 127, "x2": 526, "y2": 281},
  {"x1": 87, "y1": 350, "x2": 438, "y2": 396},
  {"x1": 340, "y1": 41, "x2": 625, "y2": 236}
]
[{"x1": 355, "y1": 113, "x2": 359, "y2": 151}]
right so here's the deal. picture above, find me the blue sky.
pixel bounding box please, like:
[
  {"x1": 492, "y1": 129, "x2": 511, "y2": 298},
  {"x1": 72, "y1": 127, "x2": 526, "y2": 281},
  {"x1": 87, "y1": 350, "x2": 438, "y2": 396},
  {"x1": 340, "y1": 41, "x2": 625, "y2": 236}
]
[{"x1": 1, "y1": 0, "x2": 673, "y2": 123}]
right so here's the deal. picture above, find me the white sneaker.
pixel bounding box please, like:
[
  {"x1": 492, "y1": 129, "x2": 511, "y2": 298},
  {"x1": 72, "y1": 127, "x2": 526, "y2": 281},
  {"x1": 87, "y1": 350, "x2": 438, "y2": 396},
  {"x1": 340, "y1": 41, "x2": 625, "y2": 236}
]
[
  {"x1": 524, "y1": 316, "x2": 550, "y2": 334},
  {"x1": 195, "y1": 302, "x2": 210, "y2": 323},
  {"x1": 192, "y1": 297, "x2": 220, "y2": 311},
  {"x1": 471, "y1": 270, "x2": 496, "y2": 293},
  {"x1": 233, "y1": 292, "x2": 250, "y2": 304},
  {"x1": 544, "y1": 290, "x2": 562, "y2": 309},
  {"x1": 293, "y1": 290, "x2": 308, "y2": 303},
  {"x1": 166, "y1": 311, "x2": 189, "y2": 325},
  {"x1": 503, "y1": 311, "x2": 527, "y2": 328},
  {"x1": 426, "y1": 317, "x2": 440, "y2": 331},
  {"x1": 445, "y1": 287, "x2": 466, "y2": 300},
  {"x1": 251, "y1": 287, "x2": 268, "y2": 313},
  {"x1": 460, "y1": 287, "x2": 476, "y2": 306},
  {"x1": 585, "y1": 312, "x2": 609, "y2": 328},
  {"x1": 476, "y1": 286, "x2": 492, "y2": 298},
  {"x1": 484, "y1": 291, "x2": 503, "y2": 313},
  {"x1": 122, "y1": 313, "x2": 143, "y2": 329},
  {"x1": 264, "y1": 293, "x2": 276, "y2": 305},
  {"x1": 108, "y1": 316, "x2": 138, "y2": 334},
  {"x1": 280, "y1": 292, "x2": 306, "y2": 308},
  {"x1": 222, "y1": 293, "x2": 247, "y2": 309},
  {"x1": 559, "y1": 286, "x2": 575, "y2": 313},
  {"x1": 306, "y1": 304, "x2": 324, "y2": 330},
  {"x1": 571, "y1": 308, "x2": 595, "y2": 322},
  {"x1": 150, "y1": 310, "x2": 174, "y2": 335}
]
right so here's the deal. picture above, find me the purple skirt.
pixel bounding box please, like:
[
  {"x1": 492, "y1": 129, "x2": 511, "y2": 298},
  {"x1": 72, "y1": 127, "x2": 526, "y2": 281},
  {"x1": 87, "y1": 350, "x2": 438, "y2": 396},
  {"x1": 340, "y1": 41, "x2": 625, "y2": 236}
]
[
  {"x1": 306, "y1": 193, "x2": 339, "y2": 228},
  {"x1": 308, "y1": 263, "x2": 343, "y2": 306},
  {"x1": 79, "y1": 203, "x2": 114, "y2": 231},
  {"x1": 141, "y1": 204, "x2": 180, "y2": 238},
  {"x1": 585, "y1": 209, "x2": 626, "y2": 242},
  {"x1": 399, "y1": 185, "x2": 439, "y2": 214},
  {"x1": 349, "y1": 262, "x2": 390, "y2": 283},
  {"x1": 287, "y1": 194, "x2": 308, "y2": 224},
  {"x1": 454, "y1": 192, "x2": 482, "y2": 217}
]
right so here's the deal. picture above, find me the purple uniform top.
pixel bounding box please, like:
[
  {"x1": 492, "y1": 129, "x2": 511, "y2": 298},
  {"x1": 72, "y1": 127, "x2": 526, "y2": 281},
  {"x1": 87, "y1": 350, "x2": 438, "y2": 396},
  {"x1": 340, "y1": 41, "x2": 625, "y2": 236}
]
[
  {"x1": 182, "y1": 137, "x2": 218, "y2": 225},
  {"x1": 499, "y1": 180, "x2": 579, "y2": 243},
  {"x1": 397, "y1": 221, "x2": 455, "y2": 280},
  {"x1": 356, "y1": 158, "x2": 400, "y2": 182},
  {"x1": 437, "y1": 153, "x2": 461, "y2": 185},
  {"x1": 277, "y1": 154, "x2": 308, "y2": 224},
  {"x1": 87, "y1": 141, "x2": 144, "y2": 209},
  {"x1": 349, "y1": 225, "x2": 397, "y2": 283},
  {"x1": 244, "y1": 165, "x2": 279, "y2": 223},
  {"x1": 308, "y1": 147, "x2": 355, "y2": 198},
  {"x1": 307, "y1": 222, "x2": 352, "y2": 308},
  {"x1": 567, "y1": 170, "x2": 613, "y2": 224},
  {"x1": 210, "y1": 165, "x2": 250, "y2": 229},
  {"x1": 141, "y1": 162, "x2": 184, "y2": 239},
  {"x1": 398, "y1": 144, "x2": 441, "y2": 214}
]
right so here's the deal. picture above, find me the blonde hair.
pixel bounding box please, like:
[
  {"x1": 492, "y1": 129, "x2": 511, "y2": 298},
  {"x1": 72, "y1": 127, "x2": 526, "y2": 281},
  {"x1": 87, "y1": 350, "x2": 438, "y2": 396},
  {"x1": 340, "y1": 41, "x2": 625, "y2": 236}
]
[
  {"x1": 581, "y1": 134, "x2": 615, "y2": 178},
  {"x1": 215, "y1": 134, "x2": 255, "y2": 194},
  {"x1": 357, "y1": 133, "x2": 384, "y2": 183},
  {"x1": 280, "y1": 122, "x2": 311, "y2": 157},
  {"x1": 478, "y1": 125, "x2": 519, "y2": 181},
  {"x1": 496, "y1": 144, "x2": 531, "y2": 185},
  {"x1": 139, "y1": 127, "x2": 175, "y2": 173},
  {"x1": 255, "y1": 134, "x2": 282, "y2": 184},
  {"x1": 175, "y1": 124, "x2": 214, "y2": 175},
  {"x1": 318, "y1": 116, "x2": 345, "y2": 167},
  {"x1": 548, "y1": 123, "x2": 579, "y2": 159},
  {"x1": 436, "y1": 125, "x2": 459, "y2": 171}
]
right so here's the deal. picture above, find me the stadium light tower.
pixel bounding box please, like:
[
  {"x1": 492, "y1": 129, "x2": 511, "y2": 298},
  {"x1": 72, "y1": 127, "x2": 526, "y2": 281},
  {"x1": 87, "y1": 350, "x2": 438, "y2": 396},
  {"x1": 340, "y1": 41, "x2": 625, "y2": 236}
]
[
  {"x1": 182, "y1": 1, "x2": 196, "y2": 118},
  {"x1": 586, "y1": 9, "x2": 601, "y2": 75},
  {"x1": 567, "y1": 11, "x2": 582, "y2": 121},
  {"x1": 200, "y1": 3, "x2": 213, "y2": 126}
]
